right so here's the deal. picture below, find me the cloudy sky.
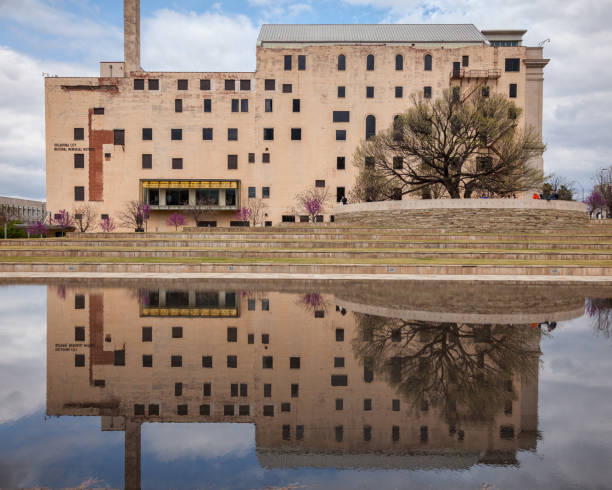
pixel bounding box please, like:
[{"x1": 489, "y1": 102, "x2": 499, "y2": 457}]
[{"x1": 0, "y1": 0, "x2": 610, "y2": 200}]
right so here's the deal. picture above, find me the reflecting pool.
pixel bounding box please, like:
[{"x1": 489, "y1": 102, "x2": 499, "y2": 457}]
[{"x1": 1, "y1": 281, "x2": 612, "y2": 489}]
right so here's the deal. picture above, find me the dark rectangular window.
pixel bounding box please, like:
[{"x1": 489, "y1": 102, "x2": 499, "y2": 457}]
[
  {"x1": 265, "y1": 99, "x2": 273, "y2": 112},
  {"x1": 505, "y1": 58, "x2": 521, "y2": 72},
  {"x1": 293, "y1": 99, "x2": 300, "y2": 112},
  {"x1": 248, "y1": 333, "x2": 254, "y2": 344},
  {"x1": 74, "y1": 186, "x2": 84, "y2": 201},
  {"x1": 171, "y1": 355, "x2": 182, "y2": 367},
  {"x1": 231, "y1": 383, "x2": 238, "y2": 397},
  {"x1": 240, "y1": 383, "x2": 248, "y2": 397},
  {"x1": 75, "y1": 354, "x2": 85, "y2": 367},
  {"x1": 142, "y1": 326, "x2": 152, "y2": 342},
  {"x1": 93, "y1": 107, "x2": 104, "y2": 115},
  {"x1": 263, "y1": 356, "x2": 273, "y2": 369},
  {"x1": 392, "y1": 399, "x2": 400, "y2": 411},
  {"x1": 142, "y1": 154, "x2": 152, "y2": 169},
  {"x1": 172, "y1": 326, "x2": 183, "y2": 338},
  {"x1": 336, "y1": 130, "x2": 346, "y2": 141},
  {"x1": 239, "y1": 405, "x2": 250, "y2": 415},
  {"x1": 227, "y1": 154, "x2": 238, "y2": 169},
  {"x1": 424, "y1": 86, "x2": 432, "y2": 98},
  {"x1": 177, "y1": 79, "x2": 188, "y2": 90},
  {"x1": 248, "y1": 187, "x2": 256, "y2": 198},
  {"x1": 393, "y1": 156, "x2": 403, "y2": 170},
  {"x1": 227, "y1": 355, "x2": 237, "y2": 368},
  {"x1": 420, "y1": 426, "x2": 428, "y2": 442},
  {"x1": 338, "y1": 86, "x2": 345, "y2": 98},
  {"x1": 227, "y1": 327, "x2": 237, "y2": 342},
  {"x1": 225, "y1": 79, "x2": 235, "y2": 91},
  {"x1": 204, "y1": 99, "x2": 211, "y2": 112},
  {"x1": 74, "y1": 153, "x2": 84, "y2": 168},
  {"x1": 290, "y1": 357, "x2": 301, "y2": 369},
  {"x1": 314, "y1": 310, "x2": 325, "y2": 318},
  {"x1": 114, "y1": 350, "x2": 125, "y2": 366},
  {"x1": 171, "y1": 128, "x2": 182, "y2": 140},
  {"x1": 298, "y1": 55, "x2": 306, "y2": 70},
  {"x1": 336, "y1": 187, "x2": 345, "y2": 202},
  {"x1": 453, "y1": 86, "x2": 461, "y2": 101},
  {"x1": 177, "y1": 404, "x2": 188, "y2": 416},
  {"x1": 202, "y1": 356, "x2": 213, "y2": 368},
  {"x1": 365, "y1": 156, "x2": 375, "y2": 168},
  {"x1": 224, "y1": 404, "x2": 234, "y2": 416},
  {"x1": 240, "y1": 79, "x2": 251, "y2": 90},
  {"x1": 231, "y1": 99, "x2": 239, "y2": 112},
  {"x1": 74, "y1": 128, "x2": 84, "y2": 140},
  {"x1": 142, "y1": 354, "x2": 153, "y2": 367},
  {"x1": 364, "y1": 399, "x2": 372, "y2": 411},
  {"x1": 281, "y1": 402, "x2": 291, "y2": 412},
  {"x1": 248, "y1": 299, "x2": 255, "y2": 310},
  {"x1": 175, "y1": 99, "x2": 182, "y2": 112},
  {"x1": 336, "y1": 329, "x2": 344, "y2": 341},
  {"x1": 265, "y1": 79, "x2": 275, "y2": 90},
  {"x1": 264, "y1": 383, "x2": 272, "y2": 397},
  {"x1": 241, "y1": 99, "x2": 249, "y2": 112},
  {"x1": 335, "y1": 426, "x2": 344, "y2": 442},
  {"x1": 284, "y1": 55, "x2": 292, "y2": 70},
  {"x1": 366, "y1": 86, "x2": 374, "y2": 98},
  {"x1": 203, "y1": 128, "x2": 213, "y2": 140},
  {"x1": 333, "y1": 111, "x2": 350, "y2": 123},
  {"x1": 149, "y1": 404, "x2": 159, "y2": 415},
  {"x1": 393, "y1": 426, "x2": 400, "y2": 442},
  {"x1": 113, "y1": 129, "x2": 125, "y2": 145},
  {"x1": 200, "y1": 404, "x2": 210, "y2": 415},
  {"x1": 363, "y1": 426, "x2": 372, "y2": 441},
  {"x1": 334, "y1": 357, "x2": 344, "y2": 368},
  {"x1": 262, "y1": 187, "x2": 270, "y2": 198},
  {"x1": 228, "y1": 128, "x2": 238, "y2": 141},
  {"x1": 291, "y1": 383, "x2": 299, "y2": 397},
  {"x1": 462, "y1": 55, "x2": 469, "y2": 67},
  {"x1": 282, "y1": 83, "x2": 292, "y2": 93},
  {"x1": 172, "y1": 158, "x2": 183, "y2": 169},
  {"x1": 331, "y1": 375, "x2": 348, "y2": 386},
  {"x1": 200, "y1": 79, "x2": 211, "y2": 90},
  {"x1": 142, "y1": 128, "x2": 152, "y2": 140},
  {"x1": 203, "y1": 383, "x2": 211, "y2": 396},
  {"x1": 337, "y1": 156, "x2": 345, "y2": 169},
  {"x1": 315, "y1": 179, "x2": 325, "y2": 188},
  {"x1": 509, "y1": 83, "x2": 517, "y2": 98},
  {"x1": 263, "y1": 405, "x2": 274, "y2": 417},
  {"x1": 148, "y1": 79, "x2": 159, "y2": 90},
  {"x1": 134, "y1": 78, "x2": 144, "y2": 90},
  {"x1": 291, "y1": 128, "x2": 301, "y2": 140},
  {"x1": 395, "y1": 86, "x2": 403, "y2": 98},
  {"x1": 262, "y1": 153, "x2": 270, "y2": 163},
  {"x1": 74, "y1": 326, "x2": 85, "y2": 341},
  {"x1": 263, "y1": 128, "x2": 274, "y2": 140},
  {"x1": 248, "y1": 153, "x2": 255, "y2": 164},
  {"x1": 336, "y1": 399, "x2": 343, "y2": 410},
  {"x1": 482, "y1": 86, "x2": 490, "y2": 97}
]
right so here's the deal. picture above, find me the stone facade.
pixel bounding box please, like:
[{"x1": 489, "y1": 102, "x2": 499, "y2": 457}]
[{"x1": 44, "y1": 1, "x2": 548, "y2": 231}]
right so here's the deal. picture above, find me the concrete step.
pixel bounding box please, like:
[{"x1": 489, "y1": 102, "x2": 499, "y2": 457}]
[
  {"x1": 3, "y1": 238, "x2": 612, "y2": 250},
  {"x1": 2, "y1": 248, "x2": 612, "y2": 261}
]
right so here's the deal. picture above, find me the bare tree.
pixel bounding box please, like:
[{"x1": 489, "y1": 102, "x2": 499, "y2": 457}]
[
  {"x1": 595, "y1": 167, "x2": 612, "y2": 217},
  {"x1": 352, "y1": 90, "x2": 543, "y2": 200},
  {"x1": 293, "y1": 187, "x2": 329, "y2": 222},
  {"x1": 191, "y1": 194, "x2": 219, "y2": 226},
  {"x1": 245, "y1": 198, "x2": 268, "y2": 226},
  {"x1": 117, "y1": 201, "x2": 150, "y2": 231},
  {"x1": 0, "y1": 204, "x2": 18, "y2": 239},
  {"x1": 72, "y1": 204, "x2": 96, "y2": 233}
]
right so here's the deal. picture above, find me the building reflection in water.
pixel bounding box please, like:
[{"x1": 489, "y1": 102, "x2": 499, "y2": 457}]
[{"x1": 46, "y1": 285, "x2": 580, "y2": 489}]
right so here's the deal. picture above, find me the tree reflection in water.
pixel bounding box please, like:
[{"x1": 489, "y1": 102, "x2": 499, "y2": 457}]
[
  {"x1": 352, "y1": 314, "x2": 542, "y2": 426},
  {"x1": 586, "y1": 298, "x2": 612, "y2": 338}
]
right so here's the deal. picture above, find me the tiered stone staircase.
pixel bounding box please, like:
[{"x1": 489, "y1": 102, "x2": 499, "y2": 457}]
[{"x1": 1, "y1": 224, "x2": 612, "y2": 277}]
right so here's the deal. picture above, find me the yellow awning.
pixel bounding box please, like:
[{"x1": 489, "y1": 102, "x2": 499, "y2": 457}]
[{"x1": 142, "y1": 180, "x2": 238, "y2": 189}]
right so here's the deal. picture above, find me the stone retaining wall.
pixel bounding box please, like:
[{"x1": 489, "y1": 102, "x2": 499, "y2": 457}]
[{"x1": 334, "y1": 199, "x2": 587, "y2": 232}]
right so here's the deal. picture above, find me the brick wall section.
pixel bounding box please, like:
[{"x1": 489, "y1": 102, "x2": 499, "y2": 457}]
[
  {"x1": 335, "y1": 199, "x2": 588, "y2": 232},
  {"x1": 88, "y1": 109, "x2": 114, "y2": 202}
]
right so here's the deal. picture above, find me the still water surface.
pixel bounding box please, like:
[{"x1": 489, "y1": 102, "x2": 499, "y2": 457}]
[{"x1": 0, "y1": 281, "x2": 611, "y2": 489}]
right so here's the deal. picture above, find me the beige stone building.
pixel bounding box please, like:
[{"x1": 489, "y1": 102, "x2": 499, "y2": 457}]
[
  {"x1": 47, "y1": 285, "x2": 545, "y2": 486},
  {"x1": 45, "y1": 0, "x2": 548, "y2": 231}
]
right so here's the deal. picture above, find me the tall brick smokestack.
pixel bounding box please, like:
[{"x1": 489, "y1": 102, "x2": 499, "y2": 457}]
[{"x1": 124, "y1": 0, "x2": 141, "y2": 75}]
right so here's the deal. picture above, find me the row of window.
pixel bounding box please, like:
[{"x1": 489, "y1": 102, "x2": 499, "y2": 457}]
[{"x1": 134, "y1": 78, "x2": 252, "y2": 91}]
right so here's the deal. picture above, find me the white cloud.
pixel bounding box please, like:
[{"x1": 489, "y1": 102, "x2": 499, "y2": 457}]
[
  {"x1": 142, "y1": 423, "x2": 254, "y2": 461},
  {"x1": 141, "y1": 9, "x2": 259, "y2": 72}
]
